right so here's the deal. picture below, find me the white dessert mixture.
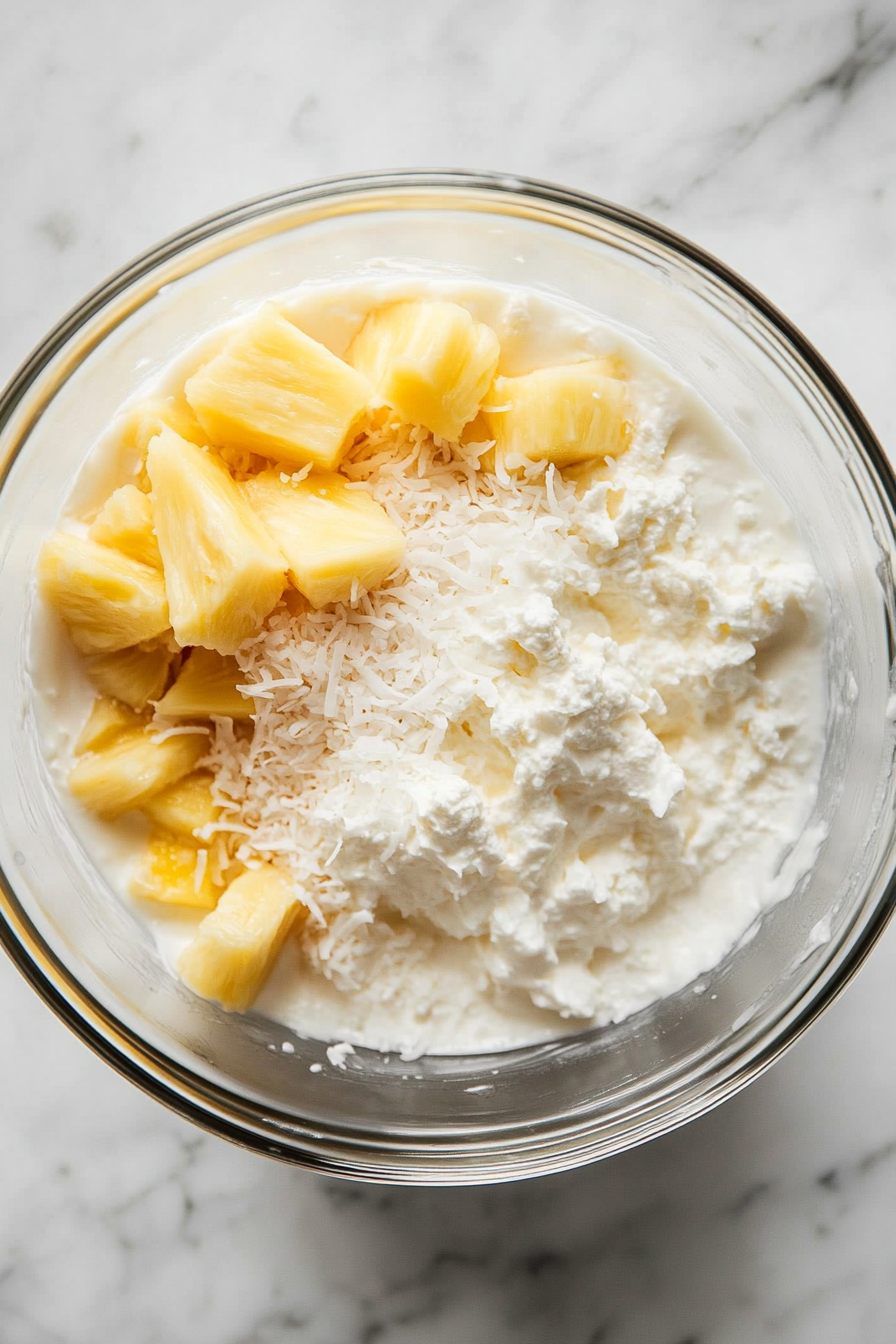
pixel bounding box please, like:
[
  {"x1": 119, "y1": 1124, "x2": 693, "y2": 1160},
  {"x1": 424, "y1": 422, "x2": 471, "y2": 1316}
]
[{"x1": 36, "y1": 276, "x2": 826, "y2": 1056}]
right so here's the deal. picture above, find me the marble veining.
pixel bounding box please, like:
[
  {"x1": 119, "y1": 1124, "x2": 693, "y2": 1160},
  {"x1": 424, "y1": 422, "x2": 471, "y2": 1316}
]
[{"x1": 2, "y1": 1, "x2": 896, "y2": 1340}]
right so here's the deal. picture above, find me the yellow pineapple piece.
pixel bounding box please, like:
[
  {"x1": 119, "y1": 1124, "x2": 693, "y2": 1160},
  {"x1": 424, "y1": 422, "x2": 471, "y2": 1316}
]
[
  {"x1": 84, "y1": 641, "x2": 173, "y2": 710},
  {"x1": 114, "y1": 392, "x2": 206, "y2": 497},
  {"x1": 68, "y1": 724, "x2": 207, "y2": 819},
  {"x1": 120, "y1": 393, "x2": 208, "y2": 493},
  {"x1": 177, "y1": 864, "x2": 302, "y2": 1011},
  {"x1": 131, "y1": 828, "x2": 220, "y2": 909},
  {"x1": 38, "y1": 532, "x2": 170, "y2": 655},
  {"x1": 141, "y1": 770, "x2": 219, "y2": 836},
  {"x1": 89, "y1": 484, "x2": 162, "y2": 569},
  {"x1": 347, "y1": 300, "x2": 500, "y2": 442},
  {"x1": 155, "y1": 647, "x2": 252, "y2": 721},
  {"x1": 184, "y1": 306, "x2": 372, "y2": 472},
  {"x1": 243, "y1": 470, "x2": 405, "y2": 607},
  {"x1": 147, "y1": 427, "x2": 287, "y2": 654},
  {"x1": 482, "y1": 360, "x2": 631, "y2": 470},
  {"x1": 123, "y1": 392, "x2": 207, "y2": 458},
  {"x1": 119, "y1": 377, "x2": 264, "y2": 478},
  {"x1": 74, "y1": 696, "x2": 147, "y2": 755}
]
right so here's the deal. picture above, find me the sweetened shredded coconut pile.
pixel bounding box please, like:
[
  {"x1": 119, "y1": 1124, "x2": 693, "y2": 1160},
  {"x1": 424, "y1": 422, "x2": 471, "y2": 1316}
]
[{"x1": 199, "y1": 371, "x2": 821, "y2": 1034}]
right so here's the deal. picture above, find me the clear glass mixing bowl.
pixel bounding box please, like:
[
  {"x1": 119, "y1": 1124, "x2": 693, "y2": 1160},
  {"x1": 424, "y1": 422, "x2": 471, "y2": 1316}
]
[{"x1": 1, "y1": 170, "x2": 894, "y2": 1185}]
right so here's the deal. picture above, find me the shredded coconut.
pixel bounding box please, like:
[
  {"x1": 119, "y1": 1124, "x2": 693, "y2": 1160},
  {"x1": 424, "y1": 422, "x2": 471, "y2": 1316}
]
[
  {"x1": 326, "y1": 1041, "x2": 356, "y2": 1069},
  {"x1": 150, "y1": 724, "x2": 212, "y2": 743},
  {"x1": 193, "y1": 846, "x2": 208, "y2": 895}
]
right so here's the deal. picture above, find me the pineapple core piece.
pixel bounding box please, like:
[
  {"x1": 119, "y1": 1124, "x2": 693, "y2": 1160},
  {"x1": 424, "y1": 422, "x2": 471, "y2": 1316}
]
[
  {"x1": 84, "y1": 642, "x2": 173, "y2": 710},
  {"x1": 155, "y1": 647, "x2": 253, "y2": 721},
  {"x1": 141, "y1": 770, "x2": 219, "y2": 836},
  {"x1": 147, "y1": 427, "x2": 287, "y2": 655},
  {"x1": 38, "y1": 532, "x2": 170, "y2": 655},
  {"x1": 184, "y1": 306, "x2": 372, "y2": 472},
  {"x1": 243, "y1": 470, "x2": 405, "y2": 607},
  {"x1": 131, "y1": 828, "x2": 220, "y2": 910},
  {"x1": 68, "y1": 724, "x2": 207, "y2": 819},
  {"x1": 347, "y1": 300, "x2": 500, "y2": 442},
  {"x1": 178, "y1": 864, "x2": 301, "y2": 1011},
  {"x1": 74, "y1": 697, "x2": 147, "y2": 755},
  {"x1": 89, "y1": 484, "x2": 162, "y2": 569},
  {"x1": 482, "y1": 360, "x2": 631, "y2": 470}
]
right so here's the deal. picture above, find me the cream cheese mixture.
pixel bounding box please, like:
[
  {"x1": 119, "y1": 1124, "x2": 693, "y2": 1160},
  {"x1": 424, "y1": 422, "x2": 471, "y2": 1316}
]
[{"x1": 34, "y1": 275, "x2": 826, "y2": 1056}]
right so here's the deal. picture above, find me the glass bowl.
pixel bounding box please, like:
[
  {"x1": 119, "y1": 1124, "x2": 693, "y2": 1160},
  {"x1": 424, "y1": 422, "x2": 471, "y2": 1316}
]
[{"x1": 1, "y1": 170, "x2": 895, "y2": 1186}]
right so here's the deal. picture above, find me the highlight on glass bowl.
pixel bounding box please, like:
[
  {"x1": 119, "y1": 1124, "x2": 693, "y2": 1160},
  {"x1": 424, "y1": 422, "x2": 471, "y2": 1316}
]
[{"x1": 0, "y1": 170, "x2": 894, "y2": 1184}]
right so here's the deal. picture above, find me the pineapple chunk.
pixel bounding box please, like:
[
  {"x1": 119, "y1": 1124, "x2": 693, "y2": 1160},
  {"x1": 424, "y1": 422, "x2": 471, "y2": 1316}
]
[
  {"x1": 117, "y1": 392, "x2": 207, "y2": 493},
  {"x1": 89, "y1": 484, "x2": 162, "y2": 569},
  {"x1": 38, "y1": 532, "x2": 170, "y2": 655},
  {"x1": 141, "y1": 770, "x2": 219, "y2": 836},
  {"x1": 123, "y1": 392, "x2": 207, "y2": 458},
  {"x1": 482, "y1": 360, "x2": 631, "y2": 470},
  {"x1": 74, "y1": 696, "x2": 147, "y2": 755},
  {"x1": 119, "y1": 385, "x2": 267, "y2": 479},
  {"x1": 347, "y1": 300, "x2": 500, "y2": 442},
  {"x1": 131, "y1": 828, "x2": 219, "y2": 909},
  {"x1": 84, "y1": 642, "x2": 173, "y2": 710},
  {"x1": 178, "y1": 864, "x2": 302, "y2": 1011},
  {"x1": 243, "y1": 470, "x2": 405, "y2": 607},
  {"x1": 155, "y1": 648, "x2": 252, "y2": 721},
  {"x1": 68, "y1": 724, "x2": 207, "y2": 819},
  {"x1": 147, "y1": 427, "x2": 287, "y2": 654},
  {"x1": 184, "y1": 306, "x2": 372, "y2": 472}
]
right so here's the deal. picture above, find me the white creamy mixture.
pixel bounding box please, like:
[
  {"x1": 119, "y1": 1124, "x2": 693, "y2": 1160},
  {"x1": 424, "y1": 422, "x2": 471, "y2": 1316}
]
[{"x1": 35, "y1": 276, "x2": 826, "y2": 1056}]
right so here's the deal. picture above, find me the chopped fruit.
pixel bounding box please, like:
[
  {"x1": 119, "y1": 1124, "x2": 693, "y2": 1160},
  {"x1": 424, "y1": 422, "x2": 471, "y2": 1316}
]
[
  {"x1": 74, "y1": 697, "x2": 147, "y2": 755},
  {"x1": 147, "y1": 427, "x2": 287, "y2": 655},
  {"x1": 347, "y1": 300, "x2": 500, "y2": 441},
  {"x1": 120, "y1": 393, "x2": 208, "y2": 492},
  {"x1": 131, "y1": 828, "x2": 219, "y2": 909},
  {"x1": 117, "y1": 370, "x2": 264, "y2": 478},
  {"x1": 84, "y1": 642, "x2": 173, "y2": 710},
  {"x1": 243, "y1": 470, "x2": 405, "y2": 607},
  {"x1": 89, "y1": 484, "x2": 162, "y2": 569},
  {"x1": 38, "y1": 533, "x2": 170, "y2": 655},
  {"x1": 184, "y1": 306, "x2": 372, "y2": 472},
  {"x1": 178, "y1": 864, "x2": 302, "y2": 1011},
  {"x1": 123, "y1": 392, "x2": 208, "y2": 458},
  {"x1": 482, "y1": 360, "x2": 631, "y2": 470},
  {"x1": 68, "y1": 725, "x2": 207, "y2": 819},
  {"x1": 155, "y1": 647, "x2": 253, "y2": 721},
  {"x1": 141, "y1": 770, "x2": 219, "y2": 836}
]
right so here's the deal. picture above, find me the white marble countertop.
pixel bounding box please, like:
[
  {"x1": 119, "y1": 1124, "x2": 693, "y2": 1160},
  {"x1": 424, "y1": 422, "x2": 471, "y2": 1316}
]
[{"x1": 3, "y1": 2, "x2": 896, "y2": 1340}]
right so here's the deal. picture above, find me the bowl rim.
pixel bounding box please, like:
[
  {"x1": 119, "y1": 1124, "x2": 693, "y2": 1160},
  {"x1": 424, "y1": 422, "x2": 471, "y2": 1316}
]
[{"x1": 2, "y1": 167, "x2": 896, "y2": 1184}]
